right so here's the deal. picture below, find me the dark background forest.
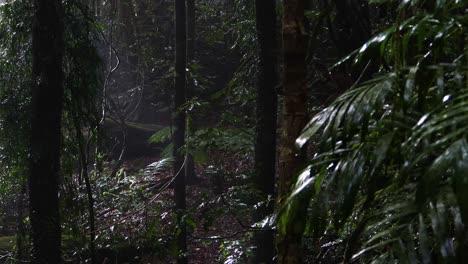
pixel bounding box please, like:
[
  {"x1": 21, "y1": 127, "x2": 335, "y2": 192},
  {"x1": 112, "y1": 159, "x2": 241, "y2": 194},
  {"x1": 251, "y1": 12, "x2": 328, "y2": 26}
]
[{"x1": 0, "y1": 0, "x2": 466, "y2": 263}]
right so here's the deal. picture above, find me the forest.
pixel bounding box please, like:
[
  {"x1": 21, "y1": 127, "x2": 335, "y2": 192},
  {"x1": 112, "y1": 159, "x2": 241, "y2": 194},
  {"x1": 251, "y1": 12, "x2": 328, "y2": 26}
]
[{"x1": 0, "y1": 0, "x2": 466, "y2": 263}]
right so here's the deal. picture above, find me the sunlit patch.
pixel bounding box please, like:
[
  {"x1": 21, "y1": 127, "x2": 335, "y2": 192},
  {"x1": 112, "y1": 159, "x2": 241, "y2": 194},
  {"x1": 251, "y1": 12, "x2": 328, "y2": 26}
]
[
  {"x1": 443, "y1": 95, "x2": 451, "y2": 103},
  {"x1": 417, "y1": 114, "x2": 430, "y2": 126}
]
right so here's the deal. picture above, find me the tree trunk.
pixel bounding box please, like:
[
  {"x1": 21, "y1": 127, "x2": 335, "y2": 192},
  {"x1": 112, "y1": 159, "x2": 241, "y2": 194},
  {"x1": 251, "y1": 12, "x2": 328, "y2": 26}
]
[
  {"x1": 185, "y1": 0, "x2": 196, "y2": 183},
  {"x1": 174, "y1": 0, "x2": 188, "y2": 263},
  {"x1": 253, "y1": 1, "x2": 278, "y2": 263},
  {"x1": 277, "y1": 0, "x2": 308, "y2": 263},
  {"x1": 29, "y1": 0, "x2": 64, "y2": 263}
]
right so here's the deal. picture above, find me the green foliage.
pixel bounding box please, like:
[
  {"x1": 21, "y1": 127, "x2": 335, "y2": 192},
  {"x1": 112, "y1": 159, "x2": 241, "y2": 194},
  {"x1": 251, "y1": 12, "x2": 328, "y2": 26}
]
[
  {"x1": 0, "y1": 3, "x2": 33, "y2": 250},
  {"x1": 0, "y1": 1, "x2": 104, "y2": 261},
  {"x1": 223, "y1": 0, "x2": 257, "y2": 108},
  {"x1": 0, "y1": 0, "x2": 32, "y2": 167},
  {"x1": 284, "y1": 0, "x2": 468, "y2": 262},
  {"x1": 63, "y1": 0, "x2": 103, "y2": 118},
  {"x1": 0, "y1": 236, "x2": 15, "y2": 252},
  {"x1": 145, "y1": 158, "x2": 174, "y2": 175},
  {"x1": 61, "y1": 157, "x2": 175, "y2": 259},
  {"x1": 200, "y1": 0, "x2": 257, "y2": 123},
  {"x1": 193, "y1": 126, "x2": 253, "y2": 156},
  {"x1": 150, "y1": 121, "x2": 253, "y2": 162},
  {"x1": 148, "y1": 127, "x2": 172, "y2": 144}
]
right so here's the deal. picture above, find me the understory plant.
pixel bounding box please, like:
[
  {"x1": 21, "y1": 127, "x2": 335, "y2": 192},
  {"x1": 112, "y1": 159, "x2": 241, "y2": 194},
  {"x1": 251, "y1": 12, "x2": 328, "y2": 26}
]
[{"x1": 283, "y1": 0, "x2": 468, "y2": 262}]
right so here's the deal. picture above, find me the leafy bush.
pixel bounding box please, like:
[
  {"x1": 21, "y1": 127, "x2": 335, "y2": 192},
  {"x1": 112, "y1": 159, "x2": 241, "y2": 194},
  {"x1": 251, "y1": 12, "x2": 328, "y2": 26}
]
[{"x1": 284, "y1": 1, "x2": 468, "y2": 262}]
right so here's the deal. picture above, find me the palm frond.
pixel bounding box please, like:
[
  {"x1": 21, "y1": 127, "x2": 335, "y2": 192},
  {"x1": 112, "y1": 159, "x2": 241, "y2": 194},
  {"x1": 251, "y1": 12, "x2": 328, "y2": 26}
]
[{"x1": 283, "y1": 0, "x2": 468, "y2": 262}]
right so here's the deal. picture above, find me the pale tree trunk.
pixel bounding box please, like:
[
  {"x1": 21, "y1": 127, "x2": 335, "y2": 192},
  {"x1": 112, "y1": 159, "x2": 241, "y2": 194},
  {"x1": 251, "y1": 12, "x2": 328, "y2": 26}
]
[
  {"x1": 277, "y1": 0, "x2": 308, "y2": 263},
  {"x1": 29, "y1": 0, "x2": 64, "y2": 262},
  {"x1": 174, "y1": 0, "x2": 188, "y2": 263},
  {"x1": 253, "y1": 0, "x2": 278, "y2": 263}
]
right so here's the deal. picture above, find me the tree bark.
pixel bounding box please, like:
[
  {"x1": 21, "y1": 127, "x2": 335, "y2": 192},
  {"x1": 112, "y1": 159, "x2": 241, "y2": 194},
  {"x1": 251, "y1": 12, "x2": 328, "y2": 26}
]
[
  {"x1": 277, "y1": 0, "x2": 308, "y2": 263},
  {"x1": 29, "y1": 0, "x2": 64, "y2": 263},
  {"x1": 174, "y1": 0, "x2": 188, "y2": 263},
  {"x1": 253, "y1": 1, "x2": 278, "y2": 263}
]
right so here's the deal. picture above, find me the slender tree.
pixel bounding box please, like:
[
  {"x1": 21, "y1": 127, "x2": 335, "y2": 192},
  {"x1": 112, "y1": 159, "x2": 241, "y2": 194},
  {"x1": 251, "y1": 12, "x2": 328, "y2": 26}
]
[
  {"x1": 174, "y1": 0, "x2": 188, "y2": 262},
  {"x1": 277, "y1": 0, "x2": 308, "y2": 263},
  {"x1": 29, "y1": 0, "x2": 65, "y2": 262},
  {"x1": 253, "y1": 0, "x2": 278, "y2": 263}
]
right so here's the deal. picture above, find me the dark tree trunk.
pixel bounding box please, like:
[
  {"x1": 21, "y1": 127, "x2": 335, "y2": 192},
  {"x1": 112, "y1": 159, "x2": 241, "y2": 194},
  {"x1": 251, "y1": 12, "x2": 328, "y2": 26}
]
[
  {"x1": 253, "y1": 1, "x2": 278, "y2": 263},
  {"x1": 29, "y1": 0, "x2": 64, "y2": 263},
  {"x1": 174, "y1": 0, "x2": 187, "y2": 263},
  {"x1": 185, "y1": 0, "x2": 196, "y2": 183},
  {"x1": 277, "y1": 0, "x2": 308, "y2": 263}
]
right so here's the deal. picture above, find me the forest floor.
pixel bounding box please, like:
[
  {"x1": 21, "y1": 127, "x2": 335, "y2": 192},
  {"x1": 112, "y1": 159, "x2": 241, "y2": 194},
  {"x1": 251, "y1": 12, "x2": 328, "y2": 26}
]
[
  {"x1": 186, "y1": 178, "x2": 248, "y2": 264},
  {"x1": 150, "y1": 157, "x2": 252, "y2": 264},
  {"x1": 0, "y1": 157, "x2": 250, "y2": 264},
  {"x1": 94, "y1": 152, "x2": 253, "y2": 264}
]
